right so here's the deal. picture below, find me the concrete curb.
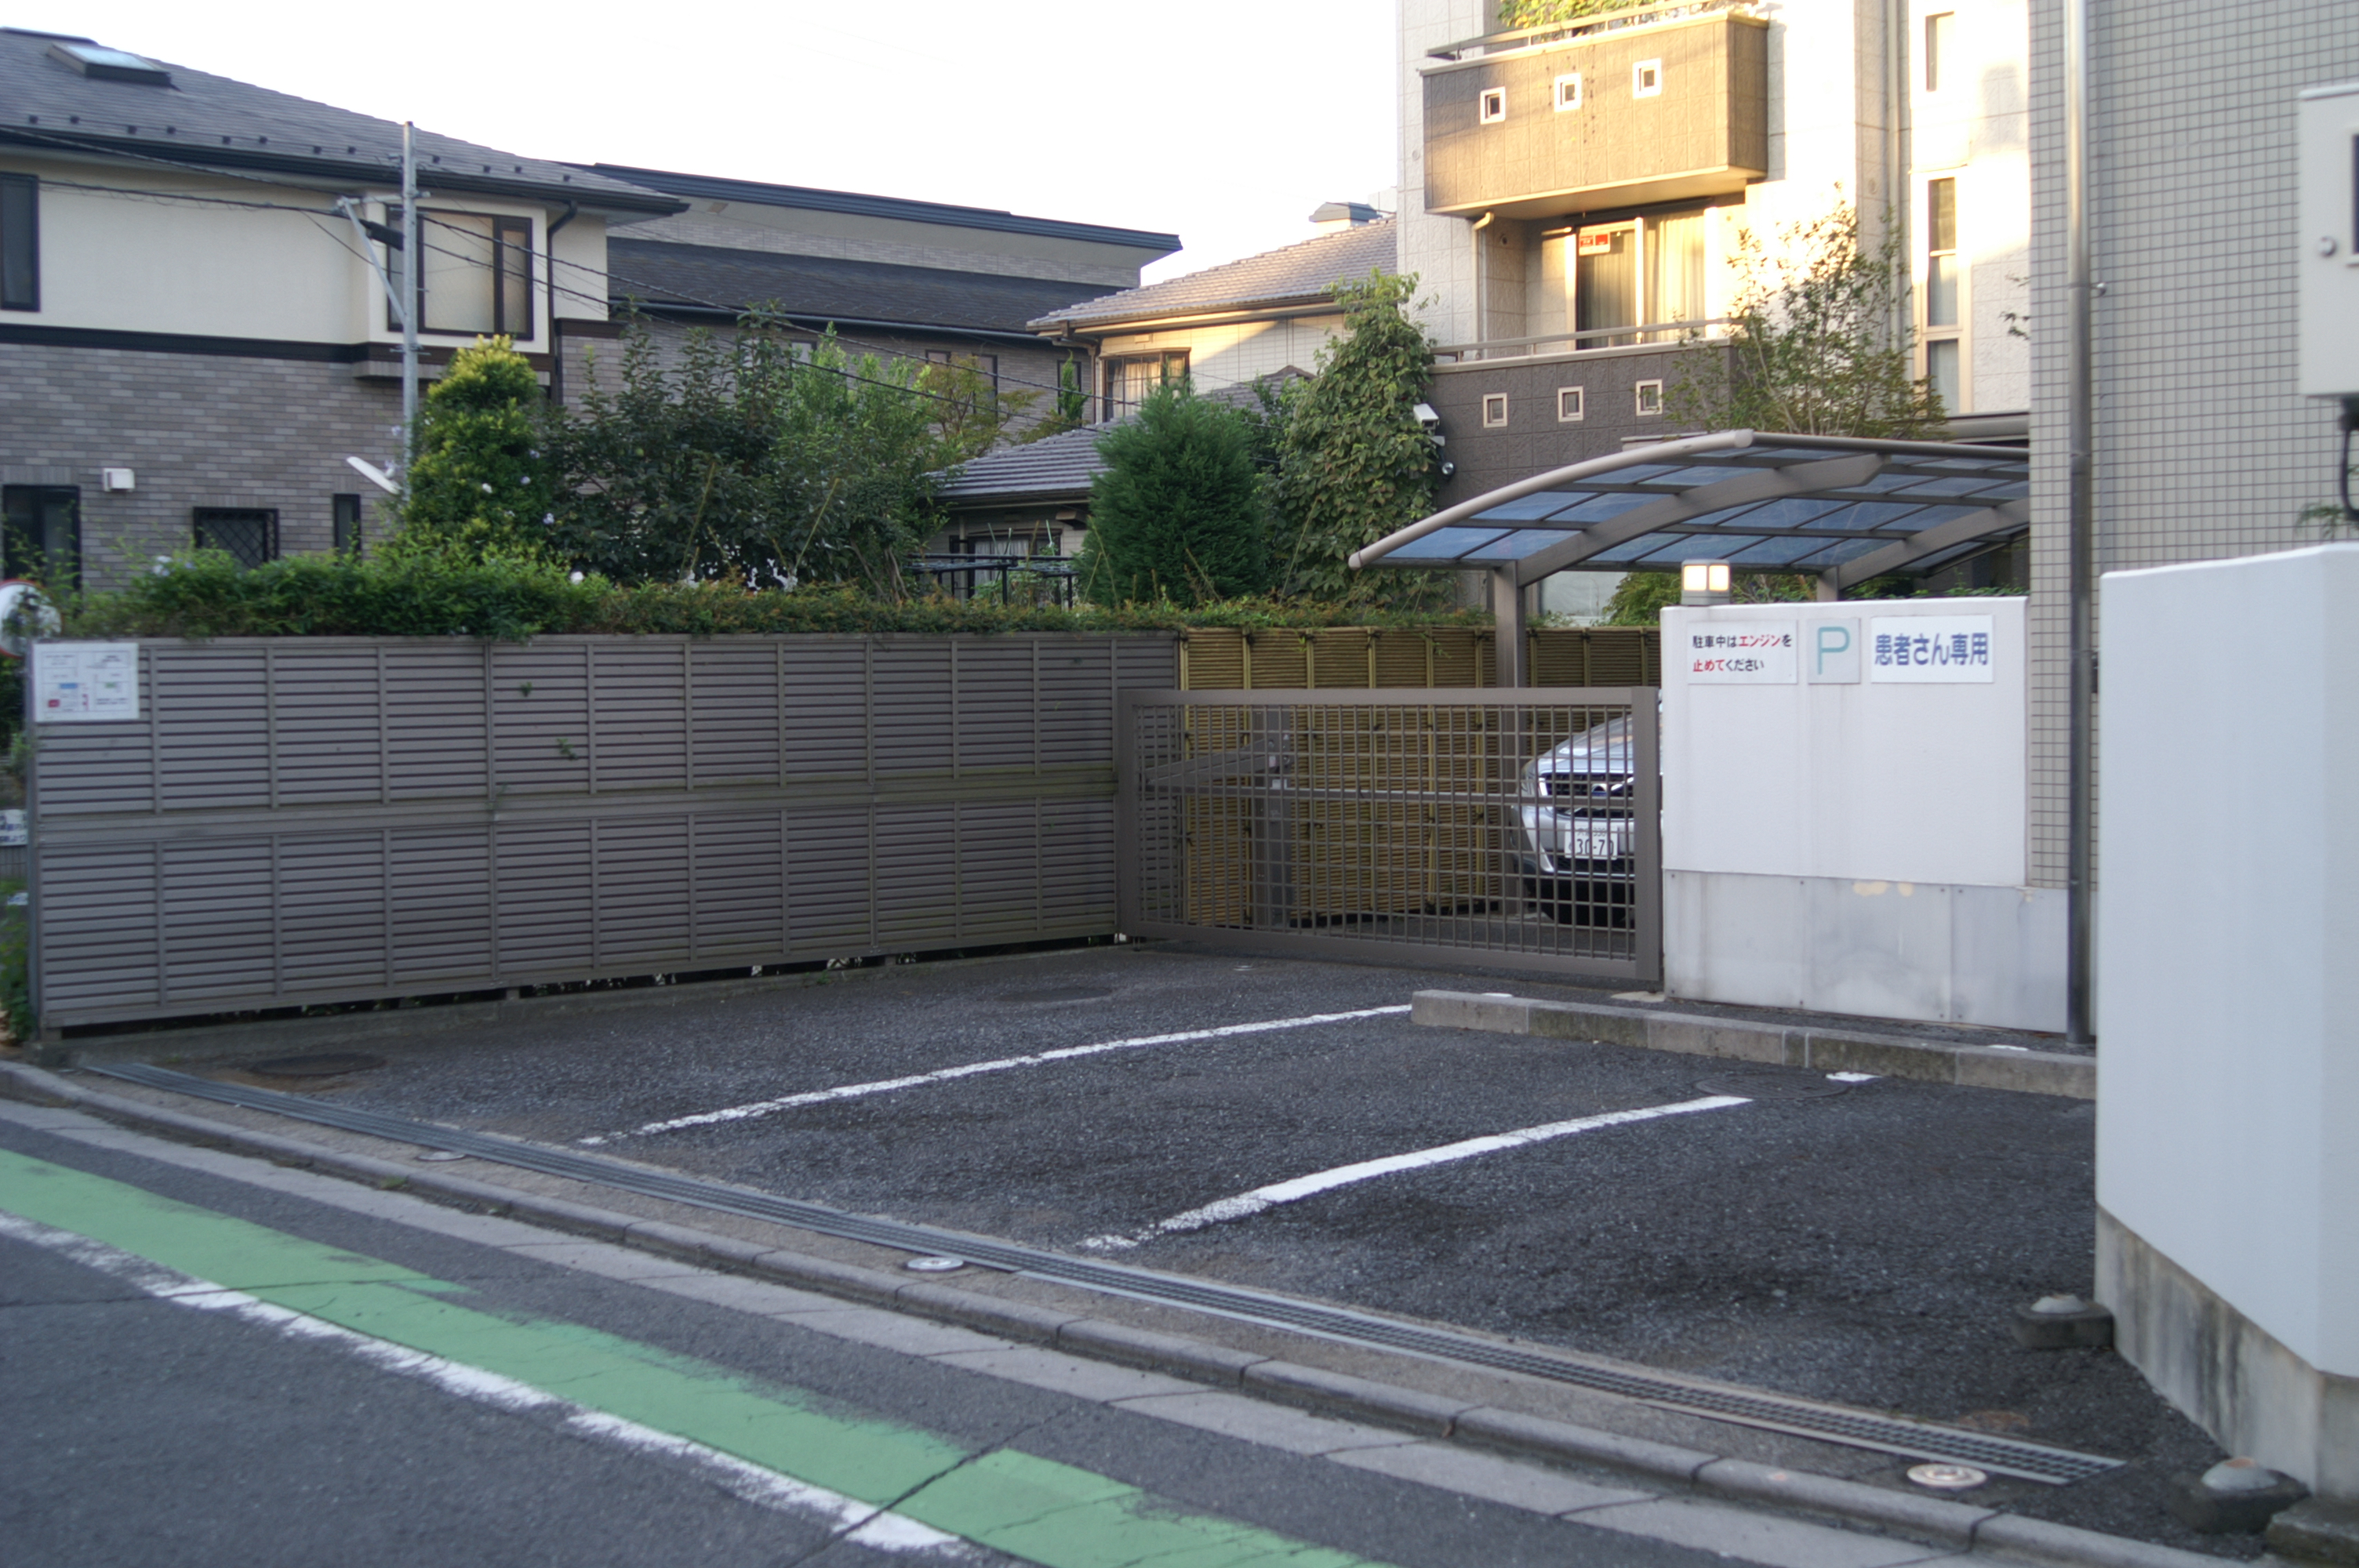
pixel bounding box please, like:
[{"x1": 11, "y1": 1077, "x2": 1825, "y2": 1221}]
[
  {"x1": 0, "y1": 1059, "x2": 2215, "y2": 1568},
  {"x1": 1411, "y1": 991, "x2": 2095, "y2": 1099}
]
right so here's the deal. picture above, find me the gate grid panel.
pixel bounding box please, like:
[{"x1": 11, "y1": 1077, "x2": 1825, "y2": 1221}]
[
  {"x1": 1118, "y1": 689, "x2": 1659, "y2": 985},
  {"x1": 30, "y1": 634, "x2": 1176, "y2": 1030}
]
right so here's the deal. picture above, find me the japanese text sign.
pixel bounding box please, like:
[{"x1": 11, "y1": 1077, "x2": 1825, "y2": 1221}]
[
  {"x1": 1867, "y1": 615, "x2": 1996, "y2": 683},
  {"x1": 1685, "y1": 621, "x2": 1797, "y2": 684},
  {"x1": 32, "y1": 641, "x2": 140, "y2": 721}
]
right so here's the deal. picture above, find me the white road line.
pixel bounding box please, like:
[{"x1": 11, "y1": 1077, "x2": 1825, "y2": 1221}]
[
  {"x1": 1080, "y1": 1094, "x2": 1753, "y2": 1252},
  {"x1": 581, "y1": 1005, "x2": 1414, "y2": 1145},
  {"x1": 0, "y1": 1210, "x2": 978, "y2": 1561}
]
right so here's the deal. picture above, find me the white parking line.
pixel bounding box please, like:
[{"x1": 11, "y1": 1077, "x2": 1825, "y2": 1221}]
[
  {"x1": 580, "y1": 1006, "x2": 1414, "y2": 1145},
  {"x1": 1080, "y1": 1094, "x2": 1753, "y2": 1251}
]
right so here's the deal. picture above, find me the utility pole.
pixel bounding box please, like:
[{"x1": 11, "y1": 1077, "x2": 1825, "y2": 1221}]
[
  {"x1": 2063, "y1": 0, "x2": 2096, "y2": 1045},
  {"x1": 401, "y1": 121, "x2": 420, "y2": 475}
]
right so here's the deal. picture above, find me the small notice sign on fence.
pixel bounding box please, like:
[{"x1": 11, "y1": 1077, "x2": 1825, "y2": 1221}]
[
  {"x1": 1684, "y1": 622, "x2": 1797, "y2": 683},
  {"x1": 1868, "y1": 616, "x2": 1997, "y2": 683},
  {"x1": 31, "y1": 642, "x2": 140, "y2": 722}
]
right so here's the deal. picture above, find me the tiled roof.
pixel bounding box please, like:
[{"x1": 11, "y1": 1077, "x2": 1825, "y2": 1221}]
[
  {"x1": 1028, "y1": 220, "x2": 1397, "y2": 333},
  {"x1": 605, "y1": 240, "x2": 1120, "y2": 335},
  {"x1": 0, "y1": 28, "x2": 678, "y2": 212},
  {"x1": 935, "y1": 424, "x2": 1107, "y2": 505},
  {"x1": 588, "y1": 164, "x2": 1181, "y2": 256},
  {"x1": 933, "y1": 376, "x2": 1307, "y2": 506}
]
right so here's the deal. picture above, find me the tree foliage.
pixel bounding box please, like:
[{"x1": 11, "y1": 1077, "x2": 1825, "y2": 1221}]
[
  {"x1": 546, "y1": 324, "x2": 949, "y2": 593},
  {"x1": 1496, "y1": 0, "x2": 1627, "y2": 28},
  {"x1": 1076, "y1": 379, "x2": 1269, "y2": 607},
  {"x1": 387, "y1": 337, "x2": 560, "y2": 564},
  {"x1": 1272, "y1": 271, "x2": 1442, "y2": 604},
  {"x1": 1670, "y1": 204, "x2": 1945, "y2": 438}
]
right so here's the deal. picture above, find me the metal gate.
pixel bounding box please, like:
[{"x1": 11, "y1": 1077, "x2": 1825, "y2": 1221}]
[
  {"x1": 28, "y1": 633, "x2": 1176, "y2": 1031},
  {"x1": 1117, "y1": 688, "x2": 1659, "y2": 983}
]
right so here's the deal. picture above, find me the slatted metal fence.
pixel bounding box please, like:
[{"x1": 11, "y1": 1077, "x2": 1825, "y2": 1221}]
[
  {"x1": 1118, "y1": 689, "x2": 1659, "y2": 984},
  {"x1": 29, "y1": 634, "x2": 1175, "y2": 1030}
]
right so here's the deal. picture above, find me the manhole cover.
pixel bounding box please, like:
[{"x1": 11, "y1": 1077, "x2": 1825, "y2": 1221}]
[
  {"x1": 994, "y1": 986, "x2": 1114, "y2": 1005},
  {"x1": 1696, "y1": 1069, "x2": 1851, "y2": 1101},
  {"x1": 247, "y1": 1052, "x2": 387, "y2": 1079}
]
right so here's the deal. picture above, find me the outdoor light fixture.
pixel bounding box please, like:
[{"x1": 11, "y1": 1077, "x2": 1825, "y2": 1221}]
[{"x1": 1681, "y1": 559, "x2": 1732, "y2": 605}]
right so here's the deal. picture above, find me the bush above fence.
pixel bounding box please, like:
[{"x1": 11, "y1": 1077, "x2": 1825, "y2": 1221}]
[{"x1": 64, "y1": 552, "x2": 1501, "y2": 642}]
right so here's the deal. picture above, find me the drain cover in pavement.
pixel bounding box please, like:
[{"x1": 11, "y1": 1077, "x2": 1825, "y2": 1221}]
[
  {"x1": 1696, "y1": 1069, "x2": 1851, "y2": 1101},
  {"x1": 247, "y1": 1052, "x2": 387, "y2": 1078},
  {"x1": 994, "y1": 986, "x2": 1114, "y2": 1004}
]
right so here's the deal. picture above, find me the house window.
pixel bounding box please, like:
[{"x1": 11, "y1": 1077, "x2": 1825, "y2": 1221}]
[
  {"x1": 1102, "y1": 350, "x2": 1188, "y2": 420},
  {"x1": 1541, "y1": 207, "x2": 1712, "y2": 350},
  {"x1": 1925, "y1": 12, "x2": 1954, "y2": 93},
  {"x1": 2, "y1": 485, "x2": 78, "y2": 588},
  {"x1": 1925, "y1": 176, "x2": 1963, "y2": 410},
  {"x1": 398, "y1": 209, "x2": 533, "y2": 338},
  {"x1": 0, "y1": 173, "x2": 36, "y2": 312},
  {"x1": 1633, "y1": 60, "x2": 1663, "y2": 97},
  {"x1": 1479, "y1": 87, "x2": 1507, "y2": 123},
  {"x1": 925, "y1": 349, "x2": 1000, "y2": 387},
  {"x1": 1553, "y1": 74, "x2": 1583, "y2": 111},
  {"x1": 333, "y1": 493, "x2": 363, "y2": 555},
  {"x1": 193, "y1": 508, "x2": 279, "y2": 569},
  {"x1": 1634, "y1": 379, "x2": 1663, "y2": 416},
  {"x1": 1481, "y1": 393, "x2": 1509, "y2": 427},
  {"x1": 1557, "y1": 387, "x2": 1585, "y2": 422}
]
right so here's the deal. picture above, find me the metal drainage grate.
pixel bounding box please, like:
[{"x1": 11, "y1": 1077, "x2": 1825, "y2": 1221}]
[{"x1": 92, "y1": 1062, "x2": 2119, "y2": 1486}]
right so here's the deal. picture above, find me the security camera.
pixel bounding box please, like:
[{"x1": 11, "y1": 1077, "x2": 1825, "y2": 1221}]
[
  {"x1": 1412, "y1": 402, "x2": 1441, "y2": 427},
  {"x1": 1439, "y1": 461, "x2": 1456, "y2": 478}
]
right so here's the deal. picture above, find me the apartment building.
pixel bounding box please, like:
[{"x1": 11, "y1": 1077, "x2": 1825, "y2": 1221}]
[{"x1": 1396, "y1": 0, "x2": 2030, "y2": 511}]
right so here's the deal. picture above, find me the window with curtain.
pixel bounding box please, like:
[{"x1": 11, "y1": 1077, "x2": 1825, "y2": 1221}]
[{"x1": 1645, "y1": 210, "x2": 1708, "y2": 339}]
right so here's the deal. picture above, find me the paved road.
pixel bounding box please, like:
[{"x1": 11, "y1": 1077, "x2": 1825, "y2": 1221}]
[
  {"x1": 1, "y1": 1102, "x2": 1941, "y2": 1568},
  {"x1": 100, "y1": 942, "x2": 2247, "y2": 1556}
]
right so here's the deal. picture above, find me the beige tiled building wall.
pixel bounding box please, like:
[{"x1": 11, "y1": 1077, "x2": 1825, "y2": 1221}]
[{"x1": 2023, "y1": 0, "x2": 2359, "y2": 886}]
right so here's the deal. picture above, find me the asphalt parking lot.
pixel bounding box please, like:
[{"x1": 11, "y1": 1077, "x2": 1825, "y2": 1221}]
[{"x1": 173, "y1": 942, "x2": 2248, "y2": 1557}]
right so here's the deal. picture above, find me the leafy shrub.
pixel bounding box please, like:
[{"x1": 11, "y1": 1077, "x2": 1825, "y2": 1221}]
[
  {"x1": 387, "y1": 337, "x2": 561, "y2": 563},
  {"x1": 1078, "y1": 380, "x2": 1269, "y2": 607}
]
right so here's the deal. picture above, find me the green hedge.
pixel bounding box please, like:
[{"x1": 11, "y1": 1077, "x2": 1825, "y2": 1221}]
[{"x1": 64, "y1": 551, "x2": 1492, "y2": 642}]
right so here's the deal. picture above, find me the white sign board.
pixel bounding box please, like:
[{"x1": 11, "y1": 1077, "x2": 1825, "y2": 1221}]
[
  {"x1": 32, "y1": 641, "x2": 140, "y2": 722},
  {"x1": 1869, "y1": 615, "x2": 1996, "y2": 683},
  {"x1": 1681, "y1": 621, "x2": 1797, "y2": 684}
]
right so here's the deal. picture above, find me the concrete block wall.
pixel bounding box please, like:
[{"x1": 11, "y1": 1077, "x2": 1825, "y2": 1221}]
[{"x1": 0, "y1": 343, "x2": 405, "y2": 590}]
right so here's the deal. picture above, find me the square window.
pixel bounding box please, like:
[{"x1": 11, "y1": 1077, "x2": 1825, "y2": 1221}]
[
  {"x1": 192, "y1": 507, "x2": 279, "y2": 569},
  {"x1": 1633, "y1": 60, "x2": 1663, "y2": 98},
  {"x1": 1553, "y1": 73, "x2": 1583, "y2": 111},
  {"x1": 1481, "y1": 393, "x2": 1510, "y2": 428},
  {"x1": 1479, "y1": 87, "x2": 1507, "y2": 124},
  {"x1": 1557, "y1": 387, "x2": 1586, "y2": 422},
  {"x1": 1634, "y1": 380, "x2": 1663, "y2": 416}
]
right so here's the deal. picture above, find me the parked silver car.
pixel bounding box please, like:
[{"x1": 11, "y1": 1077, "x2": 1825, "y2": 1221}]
[{"x1": 1514, "y1": 715, "x2": 1637, "y2": 926}]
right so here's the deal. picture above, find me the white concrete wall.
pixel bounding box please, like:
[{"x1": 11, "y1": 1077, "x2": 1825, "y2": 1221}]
[
  {"x1": 1661, "y1": 597, "x2": 2061, "y2": 1029},
  {"x1": 2097, "y1": 546, "x2": 2359, "y2": 1388}
]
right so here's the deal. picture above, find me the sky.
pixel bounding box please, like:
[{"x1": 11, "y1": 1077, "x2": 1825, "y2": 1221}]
[{"x1": 24, "y1": 0, "x2": 1401, "y2": 283}]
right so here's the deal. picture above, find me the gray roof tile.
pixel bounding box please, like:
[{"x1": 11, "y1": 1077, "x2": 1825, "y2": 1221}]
[
  {"x1": 1028, "y1": 220, "x2": 1396, "y2": 332},
  {"x1": 605, "y1": 239, "x2": 1120, "y2": 335},
  {"x1": 0, "y1": 27, "x2": 677, "y2": 212},
  {"x1": 936, "y1": 424, "x2": 1107, "y2": 504}
]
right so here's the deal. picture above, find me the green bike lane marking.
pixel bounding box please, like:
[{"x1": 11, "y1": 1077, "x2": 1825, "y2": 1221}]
[{"x1": 0, "y1": 1148, "x2": 1386, "y2": 1568}]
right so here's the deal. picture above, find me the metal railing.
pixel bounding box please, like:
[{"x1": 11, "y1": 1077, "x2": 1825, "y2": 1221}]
[
  {"x1": 1118, "y1": 689, "x2": 1659, "y2": 983},
  {"x1": 1433, "y1": 319, "x2": 1729, "y2": 363},
  {"x1": 911, "y1": 554, "x2": 1078, "y2": 608},
  {"x1": 1427, "y1": 0, "x2": 1752, "y2": 62}
]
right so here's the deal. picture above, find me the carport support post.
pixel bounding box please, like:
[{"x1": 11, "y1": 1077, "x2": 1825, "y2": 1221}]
[{"x1": 1491, "y1": 568, "x2": 1528, "y2": 689}]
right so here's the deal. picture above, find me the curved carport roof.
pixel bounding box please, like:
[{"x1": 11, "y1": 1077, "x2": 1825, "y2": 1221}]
[{"x1": 1348, "y1": 430, "x2": 2029, "y2": 601}]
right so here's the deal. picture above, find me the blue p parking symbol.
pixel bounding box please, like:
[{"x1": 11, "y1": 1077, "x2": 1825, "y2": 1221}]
[{"x1": 1808, "y1": 619, "x2": 1861, "y2": 684}]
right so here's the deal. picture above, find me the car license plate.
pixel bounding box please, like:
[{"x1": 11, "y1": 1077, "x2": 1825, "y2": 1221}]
[{"x1": 1572, "y1": 829, "x2": 1623, "y2": 860}]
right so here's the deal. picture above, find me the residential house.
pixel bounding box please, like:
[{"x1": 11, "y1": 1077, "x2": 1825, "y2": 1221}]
[
  {"x1": 0, "y1": 27, "x2": 686, "y2": 590},
  {"x1": 577, "y1": 163, "x2": 1180, "y2": 443},
  {"x1": 932, "y1": 208, "x2": 1395, "y2": 560}
]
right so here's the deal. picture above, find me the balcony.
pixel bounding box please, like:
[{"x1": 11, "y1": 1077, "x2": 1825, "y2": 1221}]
[{"x1": 1421, "y1": 1, "x2": 1768, "y2": 219}]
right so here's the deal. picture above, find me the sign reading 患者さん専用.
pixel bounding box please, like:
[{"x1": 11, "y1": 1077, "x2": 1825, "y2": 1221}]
[
  {"x1": 31, "y1": 641, "x2": 140, "y2": 721},
  {"x1": 1869, "y1": 616, "x2": 1995, "y2": 683},
  {"x1": 1685, "y1": 622, "x2": 1797, "y2": 684}
]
